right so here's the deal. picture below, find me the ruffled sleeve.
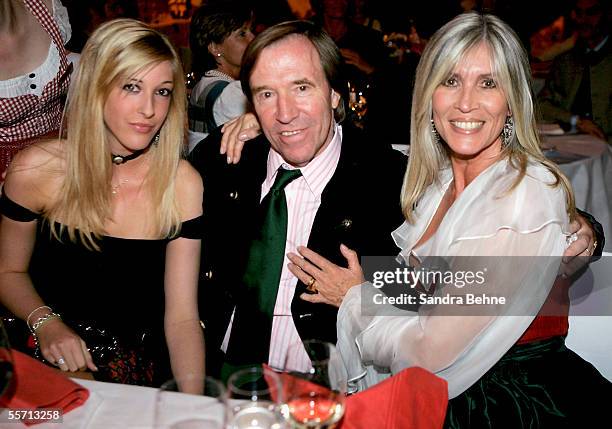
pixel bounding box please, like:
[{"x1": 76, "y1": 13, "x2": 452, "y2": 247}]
[{"x1": 52, "y1": 0, "x2": 72, "y2": 45}]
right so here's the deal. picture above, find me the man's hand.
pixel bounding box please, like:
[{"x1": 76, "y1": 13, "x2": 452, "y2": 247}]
[
  {"x1": 220, "y1": 113, "x2": 261, "y2": 164},
  {"x1": 577, "y1": 118, "x2": 606, "y2": 141},
  {"x1": 287, "y1": 244, "x2": 364, "y2": 307}
]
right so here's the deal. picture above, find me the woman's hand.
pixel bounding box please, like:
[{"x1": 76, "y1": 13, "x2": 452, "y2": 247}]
[
  {"x1": 287, "y1": 244, "x2": 365, "y2": 307},
  {"x1": 563, "y1": 215, "x2": 596, "y2": 259},
  {"x1": 36, "y1": 318, "x2": 97, "y2": 373},
  {"x1": 220, "y1": 113, "x2": 261, "y2": 164},
  {"x1": 560, "y1": 215, "x2": 598, "y2": 278}
]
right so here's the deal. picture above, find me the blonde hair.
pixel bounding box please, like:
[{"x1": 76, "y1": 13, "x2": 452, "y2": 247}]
[
  {"x1": 401, "y1": 12, "x2": 575, "y2": 222},
  {"x1": 47, "y1": 19, "x2": 187, "y2": 249}
]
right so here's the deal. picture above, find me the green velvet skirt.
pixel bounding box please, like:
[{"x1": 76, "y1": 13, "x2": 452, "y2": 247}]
[{"x1": 445, "y1": 336, "x2": 612, "y2": 428}]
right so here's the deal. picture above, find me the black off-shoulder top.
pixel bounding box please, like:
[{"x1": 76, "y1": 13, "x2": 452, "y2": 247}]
[{"x1": 0, "y1": 192, "x2": 203, "y2": 384}]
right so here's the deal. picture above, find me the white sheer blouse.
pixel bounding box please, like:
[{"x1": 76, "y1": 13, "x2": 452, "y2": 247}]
[{"x1": 337, "y1": 158, "x2": 572, "y2": 398}]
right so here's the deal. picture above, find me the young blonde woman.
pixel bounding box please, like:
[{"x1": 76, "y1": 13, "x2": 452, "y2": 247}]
[{"x1": 0, "y1": 19, "x2": 204, "y2": 388}]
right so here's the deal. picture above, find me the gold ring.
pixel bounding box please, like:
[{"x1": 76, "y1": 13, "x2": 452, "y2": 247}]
[{"x1": 306, "y1": 277, "x2": 318, "y2": 293}]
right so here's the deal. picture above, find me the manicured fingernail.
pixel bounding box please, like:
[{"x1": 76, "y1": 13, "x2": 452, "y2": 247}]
[
  {"x1": 239, "y1": 133, "x2": 248, "y2": 140},
  {"x1": 227, "y1": 156, "x2": 232, "y2": 164}
]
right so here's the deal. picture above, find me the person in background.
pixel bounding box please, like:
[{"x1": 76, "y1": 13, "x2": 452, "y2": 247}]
[
  {"x1": 187, "y1": 0, "x2": 254, "y2": 148},
  {"x1": 530, "y1": 13, "x2": 577, "y2": 63},
  {"x1": 0, "y1": 0, "x2": 76, "y2": 180},
  {"x1": 312, "y1": 0, "x2": 386, "y2": 90},
  {"x1": 538, "y1": 0, "x2": 611, "y2": 142},
  {"x1": 0, "y1": 19, "x2": 204, "y2": 389},
  {"x1": 333, "y1": 12, "x2": 611, "y2": 426},
  {"x1": 351, "y1": 0, "x2": 382, "y2": 31},
  {"x1": 311, "y1": 0, "x2": 393, "y2": 139}
]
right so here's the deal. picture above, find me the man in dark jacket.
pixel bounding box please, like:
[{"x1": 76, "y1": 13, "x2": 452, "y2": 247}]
[{"x1": 189, "y1": 20, "x2": 406, "y2": 376}]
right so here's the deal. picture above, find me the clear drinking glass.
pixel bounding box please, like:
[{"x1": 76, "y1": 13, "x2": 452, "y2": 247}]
[
  {"x1": 280, "y1": 341, "x2": 347, "y2": 428},
  {"x1": 226, "y1": 366, "x2": 284, "y2": 429},
  {"x1": 155, "y1": 375, "x2": 226, "y2": 429}
]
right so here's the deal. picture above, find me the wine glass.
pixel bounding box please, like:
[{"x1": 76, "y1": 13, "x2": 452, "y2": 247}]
[
  {"x1": 280, "y1": 341, "x2": 347, "y2": 429},
  {"x1": 226, "y1": 366, "x2": 284, "y2": 429},
  {"x1": 347, "y1": 81, "x2": 368, "y2": 125},
  {"x1": 0, "y1": 320, "x2": 14, "y2": 402},
  {"x1": 155, "y1": 375, "x2": 226, "y2": 429}
]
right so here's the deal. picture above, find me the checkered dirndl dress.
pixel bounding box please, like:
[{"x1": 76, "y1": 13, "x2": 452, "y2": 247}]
[{"x1": 0, "y1": 0, "x2": 72, "y2": 177}]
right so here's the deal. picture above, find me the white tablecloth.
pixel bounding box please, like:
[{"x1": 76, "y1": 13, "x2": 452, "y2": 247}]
[
  {"x1": 541, "y1": 133, "x2": 612, "y2": 252},
  {"x1": 566, "y1": 252, "x2": 612, "y2": 382},
  {"x1": 2, "y1": 378, "x2": 225, "y2": 429}
]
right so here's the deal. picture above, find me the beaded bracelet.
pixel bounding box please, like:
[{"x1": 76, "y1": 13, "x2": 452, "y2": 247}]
[
  {"x1": 26, "y1": 305, "x2": 52, "y2": 330},
  {"x1": 30, "y1": 312, "x2": 62, "y2": 334}
]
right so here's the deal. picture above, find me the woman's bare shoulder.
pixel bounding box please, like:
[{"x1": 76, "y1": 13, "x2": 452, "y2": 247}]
[
  {"x1": 175, "y1": 159, "x2": 203, "y2": 219},
  {"x1": 7, "y1": 139, "x2": 63, "y2": 175},
  {"x1": 177, "y1": 159, "x2": 203, "y2": 190},
  {"x1": 3, "y1": 140, "x2": 65, "y2": 211}
]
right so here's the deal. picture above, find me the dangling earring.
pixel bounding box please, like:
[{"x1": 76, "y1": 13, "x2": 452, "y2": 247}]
[
  {"x1": 216, "y1": 52, "x2": 223, "y2": 57},
  {"x1": 501, "y1": 115, "x2": 514, "y2": 147},
  {"x1": 153, "y1": 132, "x2": 160, "y2": 146},
  {"x1": 431, "y1": 118, "x2": 440, "y2": 143}
]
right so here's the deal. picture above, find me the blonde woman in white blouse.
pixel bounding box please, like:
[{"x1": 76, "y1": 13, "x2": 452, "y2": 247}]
[{"x1": 335, "y1": 12, "x2": 611, "y2": 427}]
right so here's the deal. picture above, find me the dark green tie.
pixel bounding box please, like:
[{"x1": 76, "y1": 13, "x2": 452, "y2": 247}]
[
  {"x1": 224, "y1": 168, "x2": 302, "y2": 370},
  {"x1": 243, "y1": 167, "x2": 302, "y2": 317}
]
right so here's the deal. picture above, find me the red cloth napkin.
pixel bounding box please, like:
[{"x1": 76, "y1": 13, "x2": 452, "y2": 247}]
[
  {"x1": 342, "y1": 367, "x2": 448, "y2": 429},
  {"x1": 0, "y1": 349, "x2": 90, "y2": 426},
  {"x1": 264, "y1": 365, "x2": 448, "y2": 429}
]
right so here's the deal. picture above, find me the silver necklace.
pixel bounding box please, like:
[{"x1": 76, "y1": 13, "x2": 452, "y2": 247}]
[
  {"x1": 205, "y1": 69, "x2": 234, "y2": 81},
  {"x1": 111, "y1": 178, "x2": 129, "y2": 196}
]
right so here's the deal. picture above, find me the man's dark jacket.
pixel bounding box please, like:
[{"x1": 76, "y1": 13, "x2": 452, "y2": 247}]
[{"x1": 188, "y1": 125, "x2": 407, "y2": 376}]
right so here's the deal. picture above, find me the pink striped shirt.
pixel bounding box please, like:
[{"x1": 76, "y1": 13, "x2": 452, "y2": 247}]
[
  {"x1": 221, "y1": 124, "x2": 343, "y2": 371},
  {"x1": 267, "y1": 124, "x2": 342, "y2": 371}
]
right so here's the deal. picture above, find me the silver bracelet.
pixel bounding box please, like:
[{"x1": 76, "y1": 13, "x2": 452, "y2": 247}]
[
  {"x1": 26, "y1": 305, "x2": 52, "y2": 329},
  {"x1": 30, "y1": 312, "x2": 62, "y2": 333}
]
